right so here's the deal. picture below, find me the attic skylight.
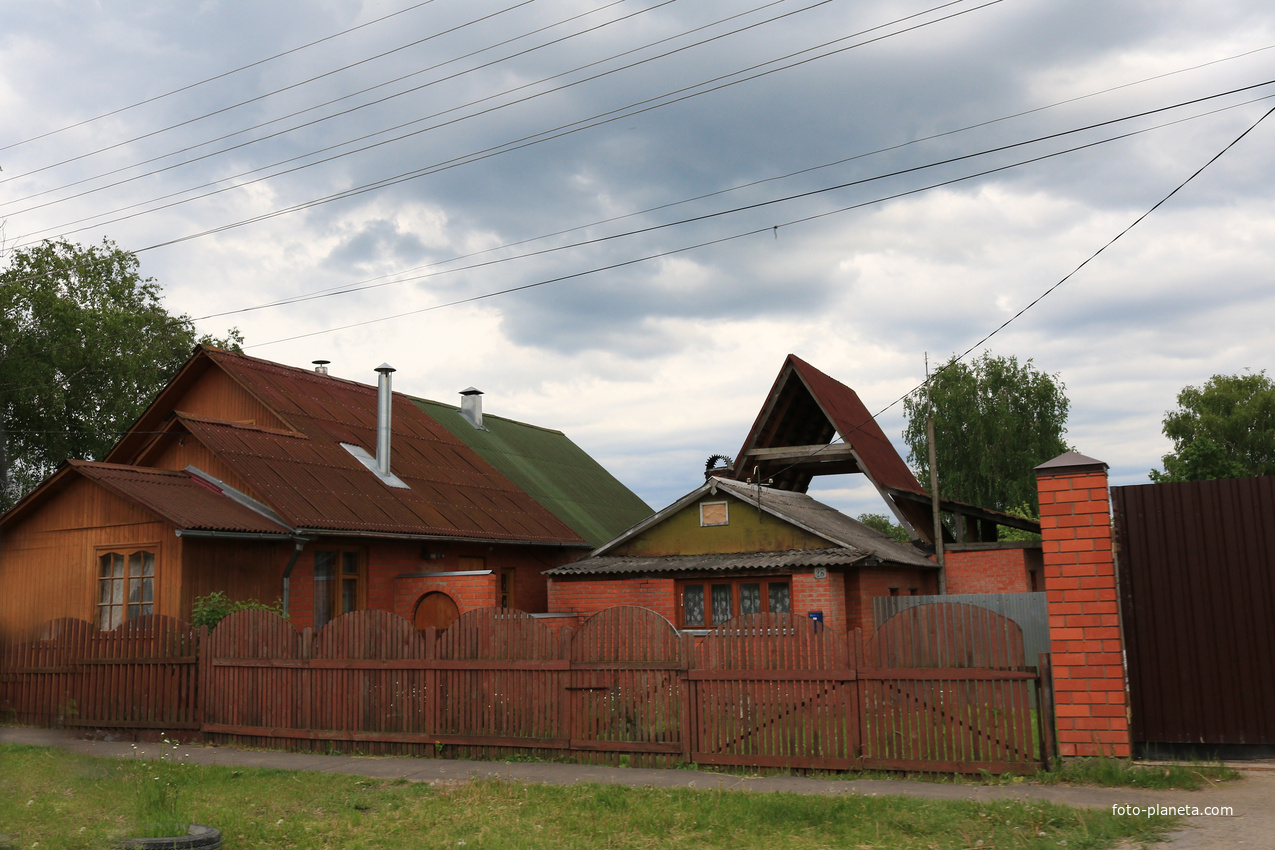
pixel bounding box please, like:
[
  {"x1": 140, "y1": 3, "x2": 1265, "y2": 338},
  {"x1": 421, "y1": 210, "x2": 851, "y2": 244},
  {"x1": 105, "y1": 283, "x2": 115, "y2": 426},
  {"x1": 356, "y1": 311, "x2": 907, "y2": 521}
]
[{"x1": 340, "y1": 442, "x2": 410, "y2": 489}]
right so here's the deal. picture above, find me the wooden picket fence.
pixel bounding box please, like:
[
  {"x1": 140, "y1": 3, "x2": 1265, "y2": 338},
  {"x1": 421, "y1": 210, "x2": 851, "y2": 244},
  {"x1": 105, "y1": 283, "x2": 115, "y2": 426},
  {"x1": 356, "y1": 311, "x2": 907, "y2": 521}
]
[{"x1": 0, "y1": 603, "x2": 1053, "y2": 774}]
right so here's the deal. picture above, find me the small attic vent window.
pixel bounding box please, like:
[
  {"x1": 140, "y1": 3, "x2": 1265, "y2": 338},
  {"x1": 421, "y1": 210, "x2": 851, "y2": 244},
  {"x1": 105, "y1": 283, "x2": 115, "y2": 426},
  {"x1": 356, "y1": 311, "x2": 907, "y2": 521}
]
[
  {"x1": 700, "y1": 501, "x2": 728, "y2": 527},
  {"x1": 340, "y1": 442, "x2": 410, "y2": 490}
]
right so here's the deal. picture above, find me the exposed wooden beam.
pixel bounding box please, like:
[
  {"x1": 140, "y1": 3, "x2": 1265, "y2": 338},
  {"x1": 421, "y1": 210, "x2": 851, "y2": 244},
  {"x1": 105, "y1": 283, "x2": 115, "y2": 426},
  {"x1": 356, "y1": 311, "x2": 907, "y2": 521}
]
[{"x1": 744, "y1": 444, "x2": 859, "y2": 462}]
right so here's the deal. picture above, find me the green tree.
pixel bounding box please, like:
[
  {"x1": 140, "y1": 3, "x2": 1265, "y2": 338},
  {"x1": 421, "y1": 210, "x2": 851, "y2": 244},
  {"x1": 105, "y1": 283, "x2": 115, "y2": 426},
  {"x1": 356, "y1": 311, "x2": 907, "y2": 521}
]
[
  {"x1": 903, "y1": 352, "x2": 1069, "y2": 513},
  {"x1": 0, "y1": 239, "x2": 241, "y2": 510},
  {"x1": 856, "y1": 512, "x2": 910, "y2": 543},
  {"x1": 1149, "y1": 371, "x2": 1275, "y2": 482}
]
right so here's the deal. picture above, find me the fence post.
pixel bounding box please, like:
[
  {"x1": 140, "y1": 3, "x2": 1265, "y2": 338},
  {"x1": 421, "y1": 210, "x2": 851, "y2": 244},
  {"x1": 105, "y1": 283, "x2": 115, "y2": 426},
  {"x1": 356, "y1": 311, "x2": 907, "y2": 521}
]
[
  {"x1": 559, "y1": 625, "x2": 574, "y2": 751},
  {"x1": 848, "y1": 627, "x2": 863, "y2": 763},
  {"x1": 196, "y1": 625, "x2": 209, "y2": 729},
  {"x1": 1037, "y1": 652, "x2": 1057, "y2": 766},
  {"x1": 423, "y1": 626, "x2": 437, "y2": 742},
  {"x1": 678, "y1": 631, "x2": 694, "y2": 765}
]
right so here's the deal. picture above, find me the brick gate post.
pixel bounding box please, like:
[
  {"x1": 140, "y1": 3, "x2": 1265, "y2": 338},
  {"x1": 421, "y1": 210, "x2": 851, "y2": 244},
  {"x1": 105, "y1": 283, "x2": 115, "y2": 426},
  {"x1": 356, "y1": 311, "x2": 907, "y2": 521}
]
[{"x1": 1034, "y1": 451, "x2": 1131, "y2": 758}]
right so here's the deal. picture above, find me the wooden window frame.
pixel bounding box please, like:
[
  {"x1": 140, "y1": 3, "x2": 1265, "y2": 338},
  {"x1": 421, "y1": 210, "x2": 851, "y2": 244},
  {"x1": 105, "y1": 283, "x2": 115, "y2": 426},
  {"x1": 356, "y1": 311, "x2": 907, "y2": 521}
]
[
  {"x1": 313, "y1": 547, "x2": 366, "y2": 630},
  {"x1": 676, "y1": 576, "x2": 791, "y2": 629},
  {"x1": 699, "y1": 501, "x2": 729, "y2": 527},
  {"x1": 499, "y1": 569, "x2": 515, "y2": 609},
  {"x1": 94, "y1": 544, "x2": 159, "y2": 630}
]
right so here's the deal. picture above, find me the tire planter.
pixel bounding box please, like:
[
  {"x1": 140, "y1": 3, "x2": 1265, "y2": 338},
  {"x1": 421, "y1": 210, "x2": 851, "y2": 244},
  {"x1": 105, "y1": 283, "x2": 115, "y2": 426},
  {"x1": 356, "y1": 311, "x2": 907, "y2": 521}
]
[{"x1": 118, "y1": 824, "x2": 222, "y2": 849}]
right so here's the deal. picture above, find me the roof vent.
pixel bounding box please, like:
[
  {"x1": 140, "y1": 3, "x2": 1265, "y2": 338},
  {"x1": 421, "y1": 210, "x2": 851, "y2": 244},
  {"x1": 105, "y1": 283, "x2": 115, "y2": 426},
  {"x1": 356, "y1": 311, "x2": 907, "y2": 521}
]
[
  {"x1": 459, "y1": 387, "x2": 487, "y2": 431},
  {"x1": 312, "y1": 359, "x2": 330, "y2": 375}
]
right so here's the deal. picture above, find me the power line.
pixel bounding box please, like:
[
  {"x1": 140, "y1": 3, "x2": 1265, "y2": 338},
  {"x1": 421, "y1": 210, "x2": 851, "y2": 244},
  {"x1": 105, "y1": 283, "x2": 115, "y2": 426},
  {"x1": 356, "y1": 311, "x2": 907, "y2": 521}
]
[
  {"x1": 1, "y1": 0, "x2": 648, "y2": 212},
  {"x1": 10, "y1": 0, "x2": 1003, "y2": 253},
  {"x1": 0, "y1": 0, "x2": 537, "y2": 184},
  {"x1": 4, "y1": 0, "x2": 845, "y2": 239},
  {"x1": 0, "y1": 0, "x2": 440, "y2": 155},
  {"x1": 187, "y1": 48, "x2": 1275, "y2": 319},
  {"x1": 192, "y1": 83, "x2": 1275, "y2": 321},
  {"x1": 761, "y1": 104, "x2": 1275, "y2": 484},
  {"x1": 247, "y1": 96, "x2": 1269, "y2": 348}
]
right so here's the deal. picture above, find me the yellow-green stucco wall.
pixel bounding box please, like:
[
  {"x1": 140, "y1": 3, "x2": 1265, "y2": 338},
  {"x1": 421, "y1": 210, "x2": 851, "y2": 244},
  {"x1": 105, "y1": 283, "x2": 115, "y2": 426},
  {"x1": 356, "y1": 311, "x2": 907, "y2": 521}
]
[{"x1": 610, "y1": 493, "x2": 830, "y2": 556}]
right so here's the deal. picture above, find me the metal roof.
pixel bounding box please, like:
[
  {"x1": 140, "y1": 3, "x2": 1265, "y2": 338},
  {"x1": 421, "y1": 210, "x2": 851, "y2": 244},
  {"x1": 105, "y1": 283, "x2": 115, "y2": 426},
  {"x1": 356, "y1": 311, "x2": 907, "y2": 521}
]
[
  {"x1": 545, "y1": 548, "x2": 883, "y2": 576},
  {"x1": 66, "y1": 461, "x2": 292, "y2": 534},
  {"x1": 158, "y1": 350, "x2": 589, "y2": 545},
  {"x1": 589, "y1": 476, "x2": 936, "y2": 570},
  {"x1": 412, "y1": 397, "x2": 653, "y2": 547}
]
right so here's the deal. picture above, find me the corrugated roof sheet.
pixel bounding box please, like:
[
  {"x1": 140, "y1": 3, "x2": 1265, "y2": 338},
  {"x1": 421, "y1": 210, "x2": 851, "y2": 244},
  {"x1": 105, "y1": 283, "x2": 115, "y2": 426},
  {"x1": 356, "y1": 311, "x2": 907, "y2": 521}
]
[
  {"x1": 545, "y1": 548, "x2": 878, "y2": 576},
  {"x1": 710, "y1": 478, "x2": 934, "y2": 566},
  {"x1": 411, "y1": 398, "x2": 653, "y2": 547},
  {"x1": 183, "y1": 351, "x2": 587, "y2": 545},
  {"x1": 68, "y1": 461, "x2": 292, "y2": 534}
]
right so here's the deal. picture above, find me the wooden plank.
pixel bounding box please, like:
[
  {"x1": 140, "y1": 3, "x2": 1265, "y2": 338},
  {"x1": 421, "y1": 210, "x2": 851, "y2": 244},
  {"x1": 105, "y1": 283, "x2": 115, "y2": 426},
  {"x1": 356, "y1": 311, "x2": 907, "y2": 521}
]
[
  {"x1": 693, "y1": 752, "x2": 863, "y2": 770},
  {"x1": 862, "y1": 757, "x2": 1040, "y2": 775},
  {"x1": 687, "y1": 669, "x2": 857, "y2": 681}
]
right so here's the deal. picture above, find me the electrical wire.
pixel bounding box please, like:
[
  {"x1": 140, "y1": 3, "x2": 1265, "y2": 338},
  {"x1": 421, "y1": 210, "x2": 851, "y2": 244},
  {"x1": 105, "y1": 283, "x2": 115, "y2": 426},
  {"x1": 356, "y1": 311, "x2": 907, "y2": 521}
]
[
  {"x1": 0, "y1": 0, "x2": 440, "y2": 154},
  {"x1": 187, "y1": 82, "x2": 1275, "y2": 320},
  {"x1": 1, "y1": 0, "x2": 660, "y2": 211},
  {"x1": 247, "y1": 96, "x2": 1274, "y2": 348},
  {"x1": 7, "y1": 0, "x2": 1003, "y2": 252}
]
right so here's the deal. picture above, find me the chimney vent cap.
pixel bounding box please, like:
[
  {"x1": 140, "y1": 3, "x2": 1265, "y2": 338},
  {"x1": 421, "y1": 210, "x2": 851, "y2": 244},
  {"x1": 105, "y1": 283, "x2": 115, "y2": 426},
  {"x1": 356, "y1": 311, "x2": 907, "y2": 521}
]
[
  {"x1": 460, "y1": 386, "x2": 483, "y2": 396},
  {"x1": 375, "y1": 363, "x2": 396, "y2": 374}
]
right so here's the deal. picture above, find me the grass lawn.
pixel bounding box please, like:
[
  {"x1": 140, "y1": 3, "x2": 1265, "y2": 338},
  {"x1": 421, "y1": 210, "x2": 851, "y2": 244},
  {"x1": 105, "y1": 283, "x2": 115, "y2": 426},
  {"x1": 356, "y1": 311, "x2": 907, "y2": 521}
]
[{"x1": 0, "y1": 744, "x2": 1181, "y2": 850}]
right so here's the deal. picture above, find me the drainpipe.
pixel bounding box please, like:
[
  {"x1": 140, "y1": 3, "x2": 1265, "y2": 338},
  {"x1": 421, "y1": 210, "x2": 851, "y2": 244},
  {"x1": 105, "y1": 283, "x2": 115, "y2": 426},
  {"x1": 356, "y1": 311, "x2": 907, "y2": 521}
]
[
  {"x1": 281, "y1": 538, "x2": 310, "y2": 615},
  {"x1": 375, "y1": 363, "x2": 396, "y2": 477}
]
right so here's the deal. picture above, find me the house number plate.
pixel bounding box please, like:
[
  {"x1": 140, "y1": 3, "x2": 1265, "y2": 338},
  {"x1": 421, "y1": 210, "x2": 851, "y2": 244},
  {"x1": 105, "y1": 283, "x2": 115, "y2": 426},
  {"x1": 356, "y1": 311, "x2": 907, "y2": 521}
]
[{"x1": 813, "y1": 567, "x2": 827, "y2": 579}]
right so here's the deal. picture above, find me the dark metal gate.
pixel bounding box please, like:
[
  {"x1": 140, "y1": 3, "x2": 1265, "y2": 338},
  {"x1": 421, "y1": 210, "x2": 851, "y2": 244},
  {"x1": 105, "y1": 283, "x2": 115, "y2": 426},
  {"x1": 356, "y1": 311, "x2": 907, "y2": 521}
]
[{"x1": 1112, "y1": 476, "x2": 1275, "y2": 755}]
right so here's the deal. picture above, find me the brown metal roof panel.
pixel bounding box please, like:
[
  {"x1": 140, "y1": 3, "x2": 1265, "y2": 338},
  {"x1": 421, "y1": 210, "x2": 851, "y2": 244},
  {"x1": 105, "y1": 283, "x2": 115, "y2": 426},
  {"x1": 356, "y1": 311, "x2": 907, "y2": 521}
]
[
  {"x1": 71, "y1": 462, "x2": 292, "y2": 534},
  {"x1": 786, "y1": 355, "x2": 926, "y2": 496},
  {"x1": 545, "y1": 548, "x2": 881, "y2": 576}
]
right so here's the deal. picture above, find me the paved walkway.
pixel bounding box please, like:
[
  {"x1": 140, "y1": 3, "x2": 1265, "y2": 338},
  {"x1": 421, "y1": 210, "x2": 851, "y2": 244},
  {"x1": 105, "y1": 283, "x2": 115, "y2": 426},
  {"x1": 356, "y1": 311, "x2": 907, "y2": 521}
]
[{"x1": 2, "y1": 728, "x2": 1269, "y2": 847}]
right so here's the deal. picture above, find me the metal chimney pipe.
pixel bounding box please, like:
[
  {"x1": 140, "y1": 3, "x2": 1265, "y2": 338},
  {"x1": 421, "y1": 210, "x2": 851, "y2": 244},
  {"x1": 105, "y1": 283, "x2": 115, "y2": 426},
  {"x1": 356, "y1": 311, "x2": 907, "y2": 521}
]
[
  {"x1": 459, "y1": 387, "x2": 484, "y2": 429},
  {"x1": 375, "y1": 364, "x2": 396, "y2": 476}
]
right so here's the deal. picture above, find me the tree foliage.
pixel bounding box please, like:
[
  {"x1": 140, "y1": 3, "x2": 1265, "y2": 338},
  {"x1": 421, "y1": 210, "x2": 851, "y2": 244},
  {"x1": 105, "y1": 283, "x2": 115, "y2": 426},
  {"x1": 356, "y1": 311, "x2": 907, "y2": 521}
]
[
  {"x1": 1150, "y1": 371, "x2": 1275, "y2": 482},
  {"x1": 0, "y1": 239, "x2": 241, "y2": 510},
  {"x1": 903, "y1": 352, "x2": 1069, "y2": 513},
  {"x1": 855, "y1": 512, "x2": 910, "y2": 543}
]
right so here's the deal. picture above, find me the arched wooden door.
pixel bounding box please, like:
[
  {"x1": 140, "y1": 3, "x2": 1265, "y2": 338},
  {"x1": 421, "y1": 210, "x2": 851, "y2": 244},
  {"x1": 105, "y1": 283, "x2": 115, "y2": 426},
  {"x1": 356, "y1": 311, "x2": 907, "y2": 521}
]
[{"x1": 413, "y1": 592, "x2": 460, "y2": 632}]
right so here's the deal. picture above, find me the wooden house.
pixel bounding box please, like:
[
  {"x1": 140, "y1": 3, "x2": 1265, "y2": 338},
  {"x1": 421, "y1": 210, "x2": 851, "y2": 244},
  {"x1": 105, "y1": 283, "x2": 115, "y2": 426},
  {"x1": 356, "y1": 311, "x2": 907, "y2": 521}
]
[{"x1": 0, "y1": 346, "x2": 651, "y2": 645}]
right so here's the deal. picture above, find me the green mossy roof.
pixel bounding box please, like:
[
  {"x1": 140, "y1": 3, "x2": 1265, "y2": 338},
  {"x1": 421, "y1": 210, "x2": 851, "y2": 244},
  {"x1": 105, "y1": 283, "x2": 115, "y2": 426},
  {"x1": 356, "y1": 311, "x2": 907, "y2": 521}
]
[{"x1": 410, "y1": 397, "x2": 653, "y2": 547}]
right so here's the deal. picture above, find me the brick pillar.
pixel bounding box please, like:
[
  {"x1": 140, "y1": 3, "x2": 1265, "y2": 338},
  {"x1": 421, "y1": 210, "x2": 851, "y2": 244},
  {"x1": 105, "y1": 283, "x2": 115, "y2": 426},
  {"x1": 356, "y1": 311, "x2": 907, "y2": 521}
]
[{"x1": 1034, "y1": 451, "x2": 1131, "y2": 758}]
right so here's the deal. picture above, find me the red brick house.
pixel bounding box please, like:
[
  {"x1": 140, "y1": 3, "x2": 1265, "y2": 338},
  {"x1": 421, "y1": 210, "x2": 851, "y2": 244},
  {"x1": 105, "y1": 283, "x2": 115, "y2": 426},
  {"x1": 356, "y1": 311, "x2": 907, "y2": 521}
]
[
  {"x1": 0, "y1": 346, "x2": 650, "y2": 645},
  {"x1": 546, "y1": 476, "x2": 939, "y2": 633}
]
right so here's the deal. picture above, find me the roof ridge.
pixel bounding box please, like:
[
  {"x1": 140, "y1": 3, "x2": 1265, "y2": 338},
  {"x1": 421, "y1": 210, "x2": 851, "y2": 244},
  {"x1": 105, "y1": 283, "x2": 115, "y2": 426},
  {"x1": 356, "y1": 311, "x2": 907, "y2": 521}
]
[{"x1": 408, "y1": 395, "x2": 566, "y2": 436}]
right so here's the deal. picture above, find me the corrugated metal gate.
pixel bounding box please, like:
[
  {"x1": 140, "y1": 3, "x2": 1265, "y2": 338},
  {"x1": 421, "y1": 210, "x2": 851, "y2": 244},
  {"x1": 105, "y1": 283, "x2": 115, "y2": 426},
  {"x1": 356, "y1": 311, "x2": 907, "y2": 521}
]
[{"x1": 1112, "y1": 477, "x2": 1275, "y2": 752}]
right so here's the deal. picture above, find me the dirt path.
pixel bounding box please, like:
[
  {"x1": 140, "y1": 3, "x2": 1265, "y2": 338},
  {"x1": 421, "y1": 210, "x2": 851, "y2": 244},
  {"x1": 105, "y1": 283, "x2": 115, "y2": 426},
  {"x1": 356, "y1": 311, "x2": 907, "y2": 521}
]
[{"x1": 3, "y1": 727, "x2": 1269, "y2": 846}]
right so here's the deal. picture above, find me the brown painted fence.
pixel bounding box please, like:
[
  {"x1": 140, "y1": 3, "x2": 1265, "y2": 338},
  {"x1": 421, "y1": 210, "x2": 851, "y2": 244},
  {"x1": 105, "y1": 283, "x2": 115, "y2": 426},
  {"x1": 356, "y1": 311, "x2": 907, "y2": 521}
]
[
  {"x1": 0, "y1": 615, "x2": 202, "y2": 730},
  {"x1": 1, "y1": 603, "x2": 1051, "y2": 774},
  {"x1": 1113, "y1": 476, "x2": 1275, "y2": 751}
]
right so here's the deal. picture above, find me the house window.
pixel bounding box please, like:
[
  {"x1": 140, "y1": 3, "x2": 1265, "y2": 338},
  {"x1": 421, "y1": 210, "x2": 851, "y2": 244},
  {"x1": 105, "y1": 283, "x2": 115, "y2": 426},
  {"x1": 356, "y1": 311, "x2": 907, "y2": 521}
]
[
  {"x1": 314, "y1": 549, "x2": 364, "y2": 629},
  {"x1": 699, "y1": 501, "x2": 729, "y2": 527},
  {"x1": 499, "y1": 569, "x2": 514, "y2": 609},
  {"x1": 98, "y1": 549, "x2": 155, "y2": 630},
  {"x1": 678, "y1": 577, "x2": 791, "y2": 628}
]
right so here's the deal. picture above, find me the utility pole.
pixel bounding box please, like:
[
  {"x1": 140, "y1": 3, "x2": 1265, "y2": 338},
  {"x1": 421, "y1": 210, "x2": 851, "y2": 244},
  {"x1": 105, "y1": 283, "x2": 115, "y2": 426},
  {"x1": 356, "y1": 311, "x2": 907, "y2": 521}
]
[{"x1": 925, "y1": 353, "x2": 946, "y2": 594}]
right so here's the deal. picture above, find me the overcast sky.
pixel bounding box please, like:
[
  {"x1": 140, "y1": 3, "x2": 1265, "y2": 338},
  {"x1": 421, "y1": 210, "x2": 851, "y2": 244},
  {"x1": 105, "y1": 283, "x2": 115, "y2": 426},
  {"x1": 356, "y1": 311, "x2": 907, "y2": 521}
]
[{"x1": 2, "y1": 0, "x2": 1272, "y2": 516}]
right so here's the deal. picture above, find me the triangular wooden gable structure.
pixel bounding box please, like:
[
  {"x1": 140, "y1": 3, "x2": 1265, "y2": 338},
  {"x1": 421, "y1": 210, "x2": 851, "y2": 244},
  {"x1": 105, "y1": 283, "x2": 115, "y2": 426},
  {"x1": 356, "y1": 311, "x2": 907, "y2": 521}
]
[{"x1": 730, "y1": 355, "x2": 1037, "y2": 545}]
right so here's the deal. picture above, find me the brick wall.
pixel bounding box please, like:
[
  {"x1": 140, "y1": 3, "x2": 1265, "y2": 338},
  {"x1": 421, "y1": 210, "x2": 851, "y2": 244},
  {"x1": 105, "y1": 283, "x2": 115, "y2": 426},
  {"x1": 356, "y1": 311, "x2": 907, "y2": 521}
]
[
  {"x1": 287, "y1": 538, "x2": 578, "y2": 630},
  {"x1": 1035, "y1": 453, "x2": 1131, "y2": 758},
  {"x1": 547, "y1": 576, "x2": 677, "y2": 624},
  {"x1": 944, "y1": 545, "x2": 1041, "y2": 594},
  {"x1": 846, "y1": 568, "x2": 940, "y2": 632}
]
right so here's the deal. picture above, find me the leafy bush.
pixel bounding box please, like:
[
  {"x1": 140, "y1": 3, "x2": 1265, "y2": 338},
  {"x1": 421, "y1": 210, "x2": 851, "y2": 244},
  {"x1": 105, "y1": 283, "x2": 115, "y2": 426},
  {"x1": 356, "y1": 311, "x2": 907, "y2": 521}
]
[{"x1": 191, "y1": 591, "x2": 287, "y2": 628}]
